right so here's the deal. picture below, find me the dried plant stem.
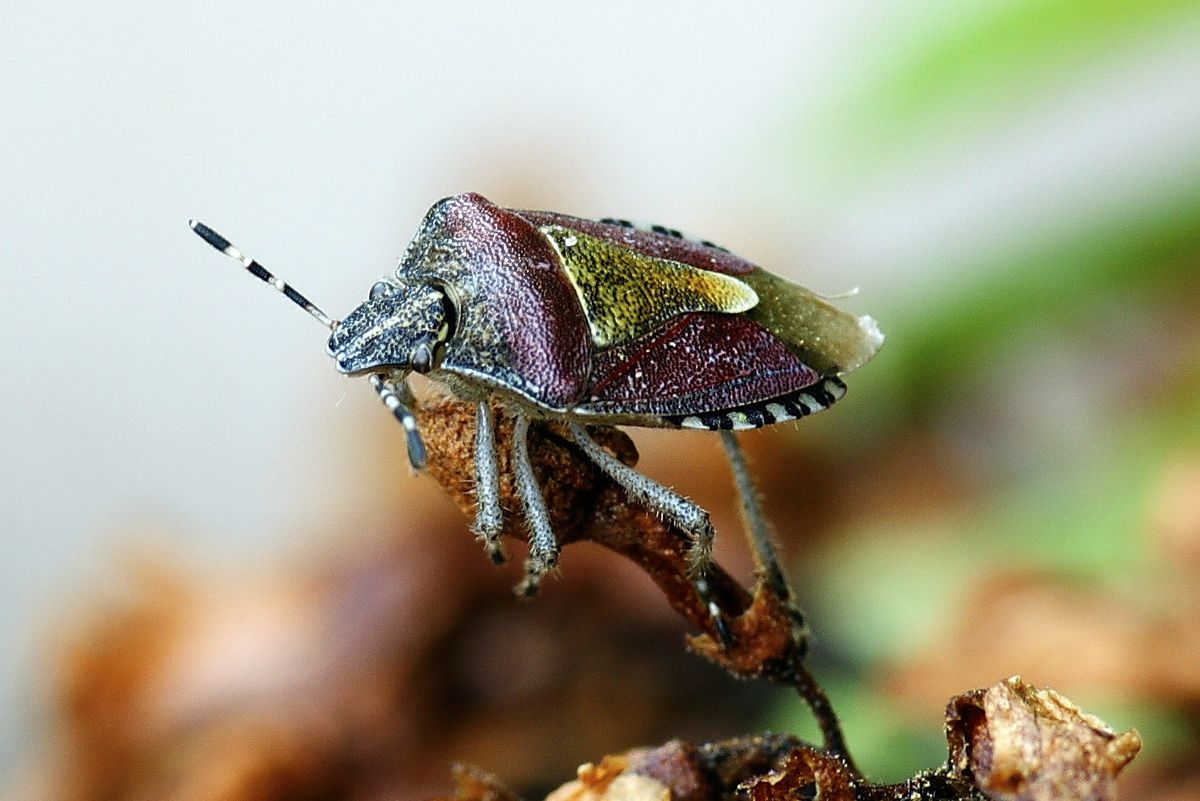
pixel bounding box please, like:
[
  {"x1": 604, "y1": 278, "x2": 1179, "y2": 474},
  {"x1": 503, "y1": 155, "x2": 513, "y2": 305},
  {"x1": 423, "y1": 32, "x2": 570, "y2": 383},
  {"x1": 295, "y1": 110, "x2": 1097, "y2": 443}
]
[
  {"x1": 770, "y1": 657, "x2": 858, "y2": 775},
  {"x1": 420, "y1": 399, "x2": 854, "y2": 757}
]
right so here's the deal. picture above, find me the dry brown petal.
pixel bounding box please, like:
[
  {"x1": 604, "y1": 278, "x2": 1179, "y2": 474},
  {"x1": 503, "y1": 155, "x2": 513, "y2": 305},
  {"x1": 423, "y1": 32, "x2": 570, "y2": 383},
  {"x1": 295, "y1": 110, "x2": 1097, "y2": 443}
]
[
  {"x1": 546, "y1": 755, "x2": 669, "y2": 801},
  {"x1": 543, "y1": 755, "x2": 628, "y2": 801},
  {"x1": 541, "y1": 736, "x2": 807, "y2": 801},
  {"x1": 549, "y1": 753, "x2": 681, "y2": 801},
  {"x1": 623, "y1": 742, "x2": 709, "y2": 801},
  {"x1": 692, "y1": 734, "x2": 806, "y2": 795},
  {"x1": 946, "y1": 676, "x2": 1141, "y2": 801},
  {"x1": 419, "y1": 399, "x2": 639, "y2": 551},
  {"x1": 742, "y1": 746, "x2": 856, "y2": 801}
]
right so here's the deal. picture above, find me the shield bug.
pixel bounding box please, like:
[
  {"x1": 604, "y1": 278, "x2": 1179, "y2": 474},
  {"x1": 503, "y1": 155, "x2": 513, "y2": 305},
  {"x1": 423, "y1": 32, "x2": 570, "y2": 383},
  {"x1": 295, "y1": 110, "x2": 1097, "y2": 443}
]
[{"x1": 190, "y1": 193, "x2": 882, "y2": 605}]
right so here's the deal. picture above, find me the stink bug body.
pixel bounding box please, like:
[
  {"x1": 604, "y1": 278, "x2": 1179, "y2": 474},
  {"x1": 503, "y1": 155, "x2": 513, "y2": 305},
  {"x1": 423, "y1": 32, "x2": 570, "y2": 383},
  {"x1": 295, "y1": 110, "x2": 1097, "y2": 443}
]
[{"x1": 191, "y1": 193, "x2": 882, "y2": 602}]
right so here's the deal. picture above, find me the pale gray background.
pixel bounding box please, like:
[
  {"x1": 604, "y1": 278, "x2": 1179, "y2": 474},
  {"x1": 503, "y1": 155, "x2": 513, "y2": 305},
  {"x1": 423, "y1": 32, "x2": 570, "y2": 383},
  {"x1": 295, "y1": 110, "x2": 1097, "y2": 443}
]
[{"x1": 2, "y1": 0, "x2": 1198, "y2": 776}]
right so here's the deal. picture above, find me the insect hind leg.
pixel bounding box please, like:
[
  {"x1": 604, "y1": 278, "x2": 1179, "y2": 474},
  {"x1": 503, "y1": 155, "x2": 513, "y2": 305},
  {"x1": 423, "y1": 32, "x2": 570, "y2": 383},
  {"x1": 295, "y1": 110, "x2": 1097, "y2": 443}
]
[
  {"x1": 567, "y1": 423, "x2": 714, "y2": 573},
  {"x1": 568, "y1": 422, "x2": 730, "y2": 642},
  {"x1": 720, "y1": 430, "x2": 808, "y2": 647},
  {"x1": 719, "y1": 431, "x2": 787, "y2": 594}
]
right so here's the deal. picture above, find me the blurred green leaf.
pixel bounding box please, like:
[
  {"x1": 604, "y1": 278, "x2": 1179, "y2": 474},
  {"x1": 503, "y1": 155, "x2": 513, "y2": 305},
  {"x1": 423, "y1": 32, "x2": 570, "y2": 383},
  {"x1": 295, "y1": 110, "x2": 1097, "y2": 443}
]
[
  {"x1": 854, "y1": 181, "x2": 1200, "y2": 433},
  {"x1": 793, "y1": 0, "x2": 1200, "y2": 187},
  {"x1": 864, "y1": 1, "x2": 1188, "y2": 132},
  {"x1": 812, "y1": 366, "x2": 1199, "y2": 662}
]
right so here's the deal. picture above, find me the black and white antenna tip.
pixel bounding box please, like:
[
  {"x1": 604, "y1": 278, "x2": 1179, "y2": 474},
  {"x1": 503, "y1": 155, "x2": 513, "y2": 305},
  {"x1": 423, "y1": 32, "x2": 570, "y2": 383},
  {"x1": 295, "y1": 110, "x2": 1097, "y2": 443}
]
[
  {"x1": 188, "y1": 218, "x2": 337, "y2": 330},
  {"x1": 188, "y1": 219, "x2": 249, "y2": 263}
]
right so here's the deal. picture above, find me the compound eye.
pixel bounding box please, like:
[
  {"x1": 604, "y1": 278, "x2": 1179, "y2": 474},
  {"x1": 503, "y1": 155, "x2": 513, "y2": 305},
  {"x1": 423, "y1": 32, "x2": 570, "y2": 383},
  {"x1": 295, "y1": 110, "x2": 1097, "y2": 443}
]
[
  {"x1": 369, "y1": 280, "x2": 394, "y2": 300},
  {"x1": 435, "y1": 285, "x2": 460, "y2": 343}
]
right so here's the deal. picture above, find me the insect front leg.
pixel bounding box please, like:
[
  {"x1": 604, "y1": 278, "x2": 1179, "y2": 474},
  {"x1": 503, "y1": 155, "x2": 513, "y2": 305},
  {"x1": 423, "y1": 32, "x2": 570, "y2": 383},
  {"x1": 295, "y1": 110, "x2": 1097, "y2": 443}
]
[
  {"x1": 511, "y1": 414, "x2": 560, "y2": 597},
  {"x1": 567, "y1": 423, "x2": 714, "y2": 573},
  {"x1": 473, "y1": 401, "x2": 505, "y2": 564},
  {"x1": 369, "y1": 374, "x2": 427, "y2": 470}
]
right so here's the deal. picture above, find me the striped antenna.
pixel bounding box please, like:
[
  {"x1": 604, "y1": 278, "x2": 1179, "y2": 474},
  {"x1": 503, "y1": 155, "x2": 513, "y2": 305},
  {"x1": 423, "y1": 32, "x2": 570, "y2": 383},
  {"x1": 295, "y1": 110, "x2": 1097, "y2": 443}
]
[
  {"x1": 190, "y1": 218, "x2": 428, "y2": 471},
  {"x1": 189, "y1": 219, "x2": 336, "y2": 330}
]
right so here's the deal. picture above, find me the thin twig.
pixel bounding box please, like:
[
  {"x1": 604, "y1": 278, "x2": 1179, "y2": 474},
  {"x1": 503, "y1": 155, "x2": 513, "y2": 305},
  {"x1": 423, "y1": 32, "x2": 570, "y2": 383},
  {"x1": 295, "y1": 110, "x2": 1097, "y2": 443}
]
[{"x1": 419, "y1": 399, "x2": 853, "y2": 757}]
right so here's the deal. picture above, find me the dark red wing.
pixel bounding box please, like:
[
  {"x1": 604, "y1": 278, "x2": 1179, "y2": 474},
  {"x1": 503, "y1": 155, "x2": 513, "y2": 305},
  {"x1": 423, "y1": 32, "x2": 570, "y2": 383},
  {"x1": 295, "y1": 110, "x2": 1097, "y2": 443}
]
[
  {"x1": 579, "y1": 312, "x2": 820, "y2": 417},
  {"x1": 514, "y1": 210, "x2": 757, "y2": 276}
]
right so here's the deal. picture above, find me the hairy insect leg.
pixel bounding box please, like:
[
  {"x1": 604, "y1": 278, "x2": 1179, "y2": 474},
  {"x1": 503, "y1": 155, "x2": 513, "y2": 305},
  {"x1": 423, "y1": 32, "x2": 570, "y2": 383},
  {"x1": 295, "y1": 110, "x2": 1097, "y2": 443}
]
[
  {"x1": 473, "y1": 401, "x2": 505, "y2": 564},
  {"x1": 720, "y1": 430, "x2": 807, "y2": 644},
  {"x1": 568, "y1": 423, "x2": 729, "y2": 642},
  {"x1": 369, "y1": 374, "x2": 426, "y2": 470},
  {"x1": 511, "y1": 414, "x2": 559, "y2": 597},
  {"x1": 567, "y1": 423, "x2": 714, "y2": 573},
  {"x1": 718, "y1": 431, "x2": 787, "y2": 595}
]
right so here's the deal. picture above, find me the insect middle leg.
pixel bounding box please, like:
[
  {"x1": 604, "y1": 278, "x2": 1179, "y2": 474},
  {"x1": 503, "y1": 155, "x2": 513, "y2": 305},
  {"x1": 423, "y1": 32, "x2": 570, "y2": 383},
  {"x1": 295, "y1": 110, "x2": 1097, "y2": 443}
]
[
  {"x1": 473, "y1": 401, "x2": 505, "y2": 564},
  {"x1": 511, "y1": 414, "x2": 560, "y2": 597}
]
